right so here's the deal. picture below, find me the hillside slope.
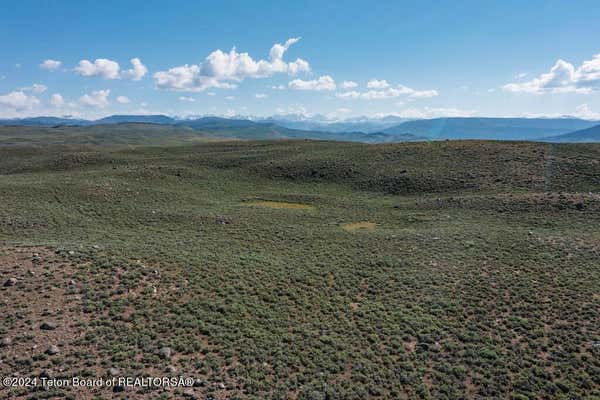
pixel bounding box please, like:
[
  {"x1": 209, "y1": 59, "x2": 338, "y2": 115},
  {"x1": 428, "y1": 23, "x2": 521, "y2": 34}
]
[
  {"x1": 0, "y1": 123, "x2": 424, "y2": 146},
  {"x1": 0, "y1": 140, "x2": 599, "y2": 399}
]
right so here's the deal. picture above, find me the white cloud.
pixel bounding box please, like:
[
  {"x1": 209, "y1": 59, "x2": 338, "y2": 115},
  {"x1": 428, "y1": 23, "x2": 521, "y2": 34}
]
[
  {"x1": 0, "y1": 91, "x2": 40, "y2": 110},
  {"x1": 336, "y1": 90, "x2": 360, "y2": 99},
  {"x1": 116, "y1": 95, "x2": 131, "y2": 104},
  {"x1": 154, "y1": 38, "x2": 310, "y2": 92},
  {"x1": 50, "y1": 93, "x2": 65, "y2": 107},
  {"x1": 178, "y1": 96, "x2": 195, "y2": 102},
  {"x1": 336, "y1": 83, "x2": 438, "y2": 100},
  {"x1": 75, "y1": 59, "x2": 120, "y2": 79},
  {"x1": 40, "y1": 59, "x2": 62, "y2": 71},
  {"x1": 503, "y1": 53, "x2": 600, "y2": 94},
  {"x1": 74, "y1": 58, "x2": 147, "y2": 80},
  {"x1": 121, "y1": 58, "x2": 148, "y2": 80},
  {"x1": 571, "y1": 104, "x2": 600, "y2": 120},
  {"x1": 367, "y1": 79, "x2": 390, "y2": 89},
  {"x1": 341, "y1": 80, "x2": 358, "y2": 89},
  {"x1": 206, "y1": 92, "x2": 216, "y2": 96},
  {"x1": 377, "y1": 107, "x2": 476, "y2": 119},
  {"x1": 288, "y1": 75, "x2": 336, "y2": 91},
  {"x1": 79, "y1": 89, "x2": 110, "y2": 108},
  {"x1": 514, "y1": 72, "x2": 528, "y2": 79},
  {"x1": 225, "y1": 95, "x2": 235, "y2": 100},
  {"x1": 271, "y1": 85, "x2": 286, "y2": 90},
  {"x1": 255, "y1": 93, "x2": 268, "y2": 99},
  {"x1": 21, "y1": 83, "x2": 47, "y2": 93}
]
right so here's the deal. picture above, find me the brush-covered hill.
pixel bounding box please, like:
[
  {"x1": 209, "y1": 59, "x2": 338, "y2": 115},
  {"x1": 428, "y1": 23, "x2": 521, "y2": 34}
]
[
  {"x1": 1, "y1": 139, "x2": 599, "y2": 399},
  {"x1": 382, "y1": 117, "x2": 597, "y2": 140},
  {"x1": 0, "y1": 123, "x2": 209, "y2": 147},
  {"x1": 0, "y1": 122, "x2": 424, "y2": 146}
]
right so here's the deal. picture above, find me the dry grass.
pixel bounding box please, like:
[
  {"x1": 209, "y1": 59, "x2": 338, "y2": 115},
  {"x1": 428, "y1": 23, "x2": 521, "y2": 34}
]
[
  {"x1": 340, "y1": 222, "x2": 377, "y2": 232},
  {"x1": 246, "y1": 200, "x2": 314, "y2": 210}
]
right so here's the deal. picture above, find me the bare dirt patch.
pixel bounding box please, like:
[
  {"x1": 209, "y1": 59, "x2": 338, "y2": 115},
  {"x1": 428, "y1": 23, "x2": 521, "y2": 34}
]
[{"x1": 341, "y1": 222, "x2": 377, "y2": 232}]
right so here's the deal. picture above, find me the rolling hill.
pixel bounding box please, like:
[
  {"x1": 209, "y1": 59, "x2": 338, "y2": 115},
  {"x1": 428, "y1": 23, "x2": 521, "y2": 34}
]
[
  {"x1": 1, "y1": 115, "x2": 599, "y2": 142},
  {"x1": 0, "y1": 139, "x2": 598, "y2": 399},
  {"x1": 0, "y1": 123, "x2": 425, "y2": 147}
]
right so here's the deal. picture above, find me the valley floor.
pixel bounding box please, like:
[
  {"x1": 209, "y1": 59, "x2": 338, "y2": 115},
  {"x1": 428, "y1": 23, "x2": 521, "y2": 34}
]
[{"x1": 0, "y1": 140, "x2": 599, "y2": 399}]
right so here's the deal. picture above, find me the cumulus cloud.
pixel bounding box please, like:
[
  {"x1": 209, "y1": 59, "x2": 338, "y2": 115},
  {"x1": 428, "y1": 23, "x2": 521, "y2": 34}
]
[
  {"x1": 79, "y1": 89, "x2": 110, "y2": 108},
  {"x1": 154, "y1": 38, "x2": 310, "y2": 92},
  {"x1": 75, "y1": 59, "x2": 120, "y2": 79},
  {"x1": 341, "y1": 80, "x2": 358, "y2": 89},
  {"x1": 74, "y1": 58, "x2": 147, "y2": 80},
  {"x1": 40, "y1": 59, "x2": 62, "y2": 71},
  {"x1": 367, "y1": 79, "x2": 390, "y2": 89},
  {"x1": 336, "y1": 83, "x2": 438, "y2": 100},
  {"x1": 50, "y1": 93, "x2": 65, "y2": 107},
  {"x1": 0, "y1": 91, "x2": 40, "y2": 110},
  {"x1": 116, "y1": 95, "x2": 131, "y2": 104},
  {"x1": 288, "y1": 75, "x2": 336, "y2": 91},
  {"x1": 255, "y1": 93, "x2": 268, "y2": 99},
  {"x1": 178, "y1": 96, "x2": 195, "y2": 102},
  {"x1": 121, "y1": 58, "x2": 148, "y2": 80},
  {"x1": 21, "y1": 83, "x2": 47, "y2": 93},
  {"x1": 503, "y1": 53, "x2": 600, "y2": 94}
]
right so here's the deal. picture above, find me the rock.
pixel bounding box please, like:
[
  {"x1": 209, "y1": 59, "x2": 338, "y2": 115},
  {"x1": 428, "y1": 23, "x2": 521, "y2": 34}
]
[
  {"x1": 113, "y1": 385, "x2": 126, "y2": 393},
  {"x1": 67, "y1": 250, "x2": 75, "y2": 256},
  {"x1": 108, "y1": 367, "x2": 120, "y2": 376},
  {"x1": 166, "y1": 365, "x2": 177, "y2": 373},
  {"x1": 3, "y1": 278, "x2": 17, "y2": 287},
  {"x1": 39, "y1": 370, "x2": 52, "y2": 379},
  {"x1": 31, "y1": 256, "x2": 42, "y2": 264},
  {"x1": 192, "y1": 379, "x2": 206, "y2": 387},
  {"x1": 158, "y1": 347, "x2": 173, "y2": 359},
  {"x1": 68, "y1": 280, "x2": 76, "y2": 286},
  {"x1": 217, "y1": 382, "x2": 226, "y2": 389},
  {"x1": 40, "y1": 322, "x2": 57, "y2": 330},
  {"x1": 183, "y1": 388, "x2": 197, "y2": 399},
  {"x1": 46, "y1": 345, "x2": 60, "y2": 355},
  {"x1": 0, "y1": 337, "x2": 12, "y2": 347}
]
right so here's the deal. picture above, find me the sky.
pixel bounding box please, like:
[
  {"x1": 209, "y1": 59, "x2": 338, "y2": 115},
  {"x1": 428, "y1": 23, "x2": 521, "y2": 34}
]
[{"x1": 1, "y1": 0, "x2": 600, "y2": 120}]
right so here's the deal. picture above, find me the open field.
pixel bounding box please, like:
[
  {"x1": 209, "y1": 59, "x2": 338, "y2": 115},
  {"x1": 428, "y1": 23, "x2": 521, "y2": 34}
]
[{"x1": 1, "y1": 139, "x2": 599, "y2": 399}]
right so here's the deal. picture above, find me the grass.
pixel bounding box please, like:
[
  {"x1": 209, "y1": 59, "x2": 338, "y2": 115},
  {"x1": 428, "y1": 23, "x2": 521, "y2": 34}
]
[
  {"x1": 0, "y1": 137, "x2": 599, "y2": 399},
  {"x1": 246, "y1": 200, "x2": 315, "y2": 210}
]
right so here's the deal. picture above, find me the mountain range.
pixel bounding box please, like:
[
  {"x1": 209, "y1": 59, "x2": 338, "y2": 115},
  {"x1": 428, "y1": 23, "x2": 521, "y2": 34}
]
[{"x1": 1, "y1": 114, "x2": 599, "y2": 143}]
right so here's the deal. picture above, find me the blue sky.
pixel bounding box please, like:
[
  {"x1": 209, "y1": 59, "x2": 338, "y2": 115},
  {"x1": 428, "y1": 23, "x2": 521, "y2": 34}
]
[{"x1": 1, "y1": 0, "x2": 600, "y2": 120}]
